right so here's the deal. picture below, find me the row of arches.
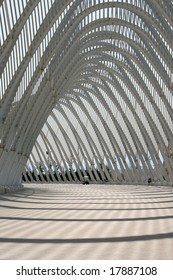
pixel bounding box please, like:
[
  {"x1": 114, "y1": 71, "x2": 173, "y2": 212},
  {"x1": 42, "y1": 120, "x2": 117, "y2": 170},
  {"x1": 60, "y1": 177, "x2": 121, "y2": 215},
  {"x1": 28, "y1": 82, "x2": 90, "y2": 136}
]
[{"x1": 0, "y1": 0, "x2": 173, "y2": 187}]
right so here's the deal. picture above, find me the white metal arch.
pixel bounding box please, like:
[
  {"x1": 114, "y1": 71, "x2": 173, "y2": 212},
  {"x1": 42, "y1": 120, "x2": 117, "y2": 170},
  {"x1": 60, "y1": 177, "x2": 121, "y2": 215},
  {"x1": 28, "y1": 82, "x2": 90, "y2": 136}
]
[{"x1": 0, "y1": 0, "x2": 173, "y2": 189}]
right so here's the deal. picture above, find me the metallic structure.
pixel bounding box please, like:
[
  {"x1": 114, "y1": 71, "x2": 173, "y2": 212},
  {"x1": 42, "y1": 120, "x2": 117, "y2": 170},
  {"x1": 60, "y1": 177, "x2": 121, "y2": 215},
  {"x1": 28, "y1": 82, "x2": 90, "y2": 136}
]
[{"x1": 0, "y1": 0, "x2": 173, "y2": 189}]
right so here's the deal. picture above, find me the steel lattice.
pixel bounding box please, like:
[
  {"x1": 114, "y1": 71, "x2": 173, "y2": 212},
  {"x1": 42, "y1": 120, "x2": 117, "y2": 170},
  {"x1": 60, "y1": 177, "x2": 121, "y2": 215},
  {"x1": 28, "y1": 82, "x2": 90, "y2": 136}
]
[{"x1": 0, "y1": 0, "x2": 173, "y2": 187}]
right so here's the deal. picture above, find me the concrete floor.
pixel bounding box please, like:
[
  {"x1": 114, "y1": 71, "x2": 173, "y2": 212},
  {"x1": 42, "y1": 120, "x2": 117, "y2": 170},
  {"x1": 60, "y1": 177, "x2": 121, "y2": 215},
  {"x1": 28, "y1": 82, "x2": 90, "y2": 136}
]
[{"x1": 0, "y1": 183, "x2": 173, "y2": 260}]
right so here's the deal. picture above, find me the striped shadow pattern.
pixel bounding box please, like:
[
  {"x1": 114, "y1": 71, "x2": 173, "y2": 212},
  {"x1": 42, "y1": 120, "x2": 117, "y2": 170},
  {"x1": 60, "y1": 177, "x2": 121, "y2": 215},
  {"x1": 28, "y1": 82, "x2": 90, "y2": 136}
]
[{"x1": 0, "y1": 184, "x2": 173, "y2": 260}]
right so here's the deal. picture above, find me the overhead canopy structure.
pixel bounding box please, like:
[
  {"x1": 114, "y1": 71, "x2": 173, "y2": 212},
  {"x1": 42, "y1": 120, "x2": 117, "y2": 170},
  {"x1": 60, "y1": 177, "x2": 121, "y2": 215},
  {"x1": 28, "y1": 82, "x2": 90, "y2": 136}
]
[{"x1": 0, "y1": 0, "x2": 173, "y2": 189}]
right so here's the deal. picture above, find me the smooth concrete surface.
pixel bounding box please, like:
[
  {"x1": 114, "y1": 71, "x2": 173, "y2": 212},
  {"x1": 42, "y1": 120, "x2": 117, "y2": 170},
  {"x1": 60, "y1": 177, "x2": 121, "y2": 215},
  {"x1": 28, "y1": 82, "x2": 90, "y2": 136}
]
[{"x1": 0, "y1": 183, "x2": 173, "y2": 260}]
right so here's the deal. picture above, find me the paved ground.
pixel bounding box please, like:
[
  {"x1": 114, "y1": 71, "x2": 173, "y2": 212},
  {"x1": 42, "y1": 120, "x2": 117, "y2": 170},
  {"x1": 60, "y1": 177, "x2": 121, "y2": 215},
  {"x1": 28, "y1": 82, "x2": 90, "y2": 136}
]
[{"x1": 0, "y1": 183, "x2": 173, "y2": 260}]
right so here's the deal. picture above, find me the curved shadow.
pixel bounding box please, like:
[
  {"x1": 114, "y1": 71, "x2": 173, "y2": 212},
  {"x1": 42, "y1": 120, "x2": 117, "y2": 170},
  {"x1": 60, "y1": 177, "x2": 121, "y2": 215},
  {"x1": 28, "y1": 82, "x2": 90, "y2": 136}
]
[
  {"x1": 0, "y1": 215, "x2": 173, "y2": 222},
  {"x1": 1, "y1": 198, "x2": 173, "y2": 205},
  {"x1": 1, "y1": 204, "x2": 173, "y2": 211},
  {"x1": 0, "y1": 232, "x2": 173, "y2": 244}
]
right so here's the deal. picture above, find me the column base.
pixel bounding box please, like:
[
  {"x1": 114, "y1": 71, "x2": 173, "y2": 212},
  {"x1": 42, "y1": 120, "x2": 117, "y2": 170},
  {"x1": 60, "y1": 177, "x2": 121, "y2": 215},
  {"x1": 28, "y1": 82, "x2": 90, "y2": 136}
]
[{"x1": 0, "y1": 184, "x2": 24, "y2": 194}]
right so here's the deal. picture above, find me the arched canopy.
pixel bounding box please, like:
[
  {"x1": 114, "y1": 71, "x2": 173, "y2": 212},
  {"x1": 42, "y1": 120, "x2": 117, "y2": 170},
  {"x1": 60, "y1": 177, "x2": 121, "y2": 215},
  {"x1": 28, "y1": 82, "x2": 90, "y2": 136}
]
[{"x1": 0, "y1": 0, "x2": 173, "y2": 186}]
